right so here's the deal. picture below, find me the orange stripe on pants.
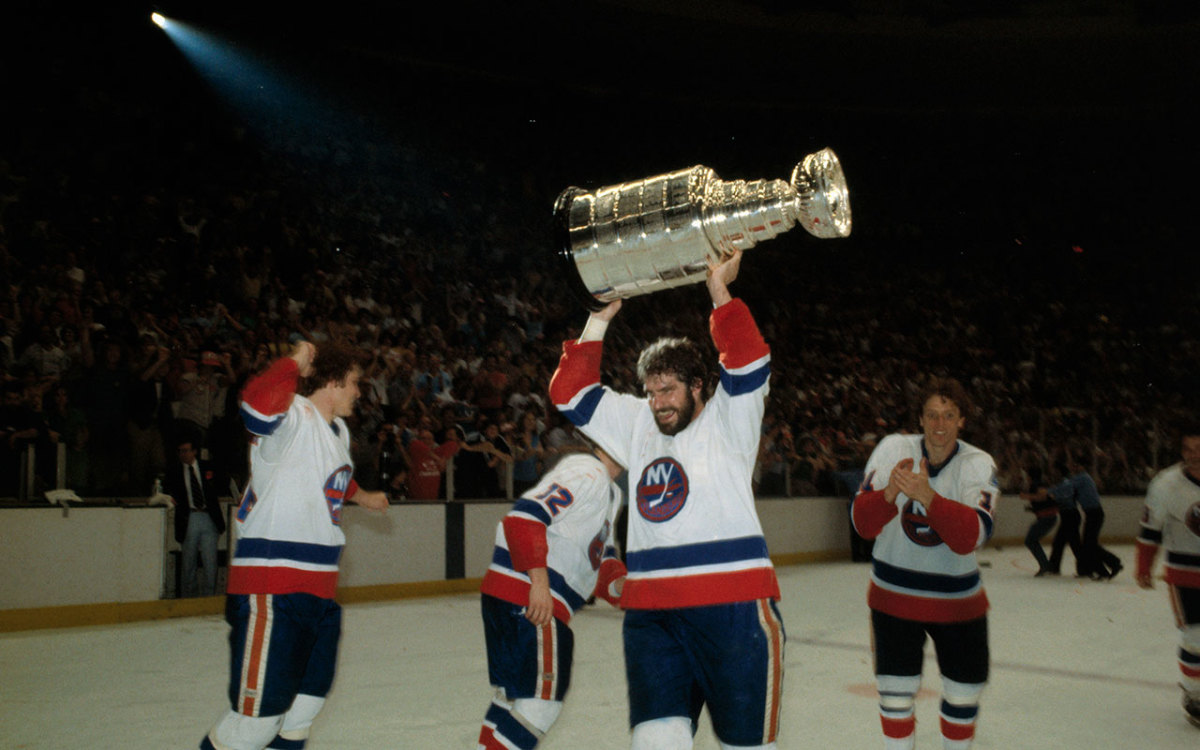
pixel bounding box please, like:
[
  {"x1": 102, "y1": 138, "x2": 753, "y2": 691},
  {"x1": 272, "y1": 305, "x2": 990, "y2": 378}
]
[
  {"x1": 538, "y1": 622, "x2": 556, "y2": 700},
  {"x1": 239, "y1": 593, "x2": 273, "y2": 716},
  {"x1": 758, "y1": 599, "x2": 785, "y2": 743}
]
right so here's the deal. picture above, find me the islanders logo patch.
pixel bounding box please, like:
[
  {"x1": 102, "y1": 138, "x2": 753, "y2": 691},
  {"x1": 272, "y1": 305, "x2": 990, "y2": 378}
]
[
  {"x1": 587, "y1": 520, "x2": 611, "y2": 570},
  {"x1": 1186, "y1": 502, "x2": 1200, "y2": 537},
  {"x1": 900, "y1": 498, "x2": 944, "y2": 547},
  {"x1": 236, "y1": 487, "x2": 257, "y2": 522},
  {"x1": 636, "y1": 457, "x2": 689, "y2": 522},
  {"x1": 325, "y1": 465, "x2": 353, "y2": 525}
]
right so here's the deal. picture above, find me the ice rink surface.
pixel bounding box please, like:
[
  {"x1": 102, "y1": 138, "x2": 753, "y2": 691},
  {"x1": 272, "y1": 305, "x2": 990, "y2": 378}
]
[{"x1": 3, "y1": 544, "x2": 1196, "y2": 748}]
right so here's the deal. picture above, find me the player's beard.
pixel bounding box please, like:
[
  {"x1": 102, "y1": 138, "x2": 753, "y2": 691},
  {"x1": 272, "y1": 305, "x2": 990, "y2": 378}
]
[{"x1": 654, "y1": 390, "x2": 697, "y2": 436}]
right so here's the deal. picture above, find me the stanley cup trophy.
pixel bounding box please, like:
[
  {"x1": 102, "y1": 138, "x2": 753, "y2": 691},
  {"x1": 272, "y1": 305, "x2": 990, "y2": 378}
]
[{"x1": 553, "y1": 148, "x2": 851, "y2": 310}]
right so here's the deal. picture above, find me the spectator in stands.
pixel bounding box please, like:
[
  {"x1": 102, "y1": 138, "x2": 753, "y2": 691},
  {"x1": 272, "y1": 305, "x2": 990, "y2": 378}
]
[
  {"x1": 541, "y1": 409, "x2": 576, "y2": 462},
  {"x1": 172, "y1": 350, "x2": 232, "y2": 456},
  {"x1": 18, "y1": 323, "x2": 70, "y2": 382},
  {"x1": 756, "y1": 417, "x2": 794, "y2": 497},
  {"x1": 412, "y1": 351, "x2": 453, "y2": 408},
  {"x1": 78, "y1": 337, "x2": 132, "y2": 495},
  {"x1": 369, "y1": 422, "x2": 410, "y2": 499},
  {"x1": 505, "y1": 373, "x2": 545, "y2": 426},
  {"x1": 42, "y1": 382, "x2": 89, "y2": 491},
  {"x1": 792, "y1": 434, "x2": 834, "y2": 497},
  {"x1": 406, "y1": 427, "x2": 457, "y2": 501},
  {"x1": 127, "y1": 341, "x2": 173, "y2": 495},
  {"x1": 510, "y1": 408, "x2": 545, "y2": 497},
  {"x1": 457, "y1": 415, "x2": 513, "y2": 499},
  {"x1": 1, "y1": 380, "x2": 42, "y2": 496},
  {"x1": 2, "y1": 45, "x2": 1198, "y2": 509},
  {"x1": 472, "y1": 354, "x2": 508, "y2": 422}
]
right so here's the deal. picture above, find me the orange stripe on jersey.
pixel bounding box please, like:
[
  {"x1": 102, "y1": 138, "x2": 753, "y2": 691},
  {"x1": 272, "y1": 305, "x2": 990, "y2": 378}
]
[
  {"x1": 868, "y1": 583, "x2": 989, "y2": 624},
  {"x1": 757, "y1": 599, "x2": 785, "y2": 742},
  {"x1": 480, "y1": 571, "x2": 575, "y2": 624},
  {"x1": 227, "y1": 566, "x2": 340, "y2": 600},
  {"x1": 538, "y1": 622, "x2": 556, "y2": 700},
  {"x1": 239, "y1": 593, "x2": 273, "y2": 716},
  {"x1": 1164, "y1": 567, "x2": 1200, "y2": 588},
  {"x1": 621, "y1": 567, "x2": 781, "y2": 610}
]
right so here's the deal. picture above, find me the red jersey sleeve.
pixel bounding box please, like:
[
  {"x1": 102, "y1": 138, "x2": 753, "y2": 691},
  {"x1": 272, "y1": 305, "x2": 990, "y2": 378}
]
[
  {"x1": 239, "y1": 357, "x2": 300, "y2": 435},
  {"x1": 852, "y1": 489, "x2": 899, "y2": 539},
  {"x1": 502, "y1": 516, "x2": 549, "y2": 571},
  {"x1": 710, "y1": 298, "x2": 769, "y2": 369},
  {"x1": 926, "y1": 493, "x2": 983, "y2": 555}
]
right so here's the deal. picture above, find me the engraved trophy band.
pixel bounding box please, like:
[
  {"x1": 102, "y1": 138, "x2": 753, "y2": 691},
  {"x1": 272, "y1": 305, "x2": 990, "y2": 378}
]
[{"x1": 553, "y1": 148, "x2": 851, "y2": 310}]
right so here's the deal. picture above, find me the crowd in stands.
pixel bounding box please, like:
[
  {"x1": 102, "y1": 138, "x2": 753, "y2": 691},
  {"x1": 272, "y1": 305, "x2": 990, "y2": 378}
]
[{"x1": 2, "y1": 60, "x2": 1196, "y2": 504}]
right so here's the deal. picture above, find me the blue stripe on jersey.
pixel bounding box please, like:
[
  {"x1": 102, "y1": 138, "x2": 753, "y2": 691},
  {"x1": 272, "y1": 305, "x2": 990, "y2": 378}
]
[
  {"x1": 977, "y1": 508, "x2": 994, "y2": 541},
  {"x1": 234, "y1": 537, "x2": 344, "y2": 565},
  {"x1": 626, "y1": 535, "x2": 769, "y2": 573},
  {"x1": 872, "y1": 559, "x2": 981, "y2": 594},
  {"x1": 239, "y1": 405, "x2": 282, "y2": 436},
  {"x1": 718, "y1": 362, "x2": 770, "y2": 397},
  {"x1": 1140, "y1": 527, "x2": 1164, "y2": 544},
  {"x1": 559, "y1": 385, "x2": 605, "y2": 427},
  {"x1": 1167, "y1": 551, "x2": 1200, "y2": 568},
  {"x1": 511, "y1": 498, "x2": 552, "y2": 526},
  {"x1": 490, "y1": 548, "x2": 588, "y2": 611}
]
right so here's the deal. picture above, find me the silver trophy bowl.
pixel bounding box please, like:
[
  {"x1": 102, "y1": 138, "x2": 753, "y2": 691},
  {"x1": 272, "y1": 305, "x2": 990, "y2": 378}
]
[{"x1": 553, "y1": 148, "x2": 851, "y2": 310}]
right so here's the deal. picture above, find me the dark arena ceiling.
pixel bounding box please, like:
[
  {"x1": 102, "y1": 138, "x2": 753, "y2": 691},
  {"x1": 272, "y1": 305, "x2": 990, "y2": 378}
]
[{"x1": 7, "y1": 1, "x2": 1200, "y2": 254}]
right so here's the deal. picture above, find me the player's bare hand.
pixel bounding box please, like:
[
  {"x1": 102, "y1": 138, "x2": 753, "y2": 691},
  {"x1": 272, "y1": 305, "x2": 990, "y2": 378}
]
[
  {"x1": 706, "y1": 250, "x2": 742, "y2": 305},
  {"x1": 707, "y1": 249, "x2": 743, "y2": 281},
  {"x1": 893, "y1": 458, "x2": 935, "y2": 504},
  {"x1": 525, "y1": 581, "x2": 554, "y2": 626},
  {"x1": 1136, "y1": 572, "x2": 1155, "y2": 590},
  {"x1": 592, "y1": 299, "x2": 622, "y2": 323},
  {"x1": 351, "y1": 489, "x2": 389, "y2": 512},
  {"x1": 884, "y1": 457, "x2": 915, "y2": 503},
  {"x1": 290, "y1": 341, "x2": 316, "y2": 377}
]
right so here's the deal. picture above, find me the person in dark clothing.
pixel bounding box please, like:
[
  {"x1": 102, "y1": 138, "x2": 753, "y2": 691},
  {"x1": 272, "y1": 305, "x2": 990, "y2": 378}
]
[
  {"x1": 1055, "y1": 468, "x2": 1123, "y2": 579},
  {"x1": 1038, "y1": 462, "x2": 1122, "y2": 579},
  {"x1": 1, "y1": 381, "x2": 41, "y2": 497},
  {"x1": 1041, "y1": 482, "x2": 1082, "y2": 576},
  {"x1": 80, "y1": 338, "x2": 132, "y2": 495},
  {"x1": 1019, "y1": 468, "x2": 1059, "y2": 576},
  {"x1": 165, "y1": 437, "x2": 227, "y2": 597}
]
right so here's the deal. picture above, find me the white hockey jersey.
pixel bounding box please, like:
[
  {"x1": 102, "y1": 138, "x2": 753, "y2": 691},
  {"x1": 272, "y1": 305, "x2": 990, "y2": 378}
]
[
  {"x1": 1138, "y1": 464, "x2": 1200, "y2": 589},
  {"x1": 549, "y1": 299, "x2": 780, "y2": 610},
  {"x1": 480, "y1": 453, "x2": 622, "y2": 623},
  {"x1": 229, "y1": 358, "x2": 354, "y2": 600},
  {"x1": 853, "y1": 433, "x2": 999, "y2": 623}
]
